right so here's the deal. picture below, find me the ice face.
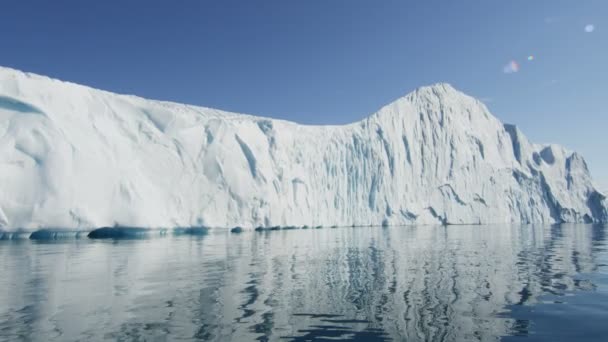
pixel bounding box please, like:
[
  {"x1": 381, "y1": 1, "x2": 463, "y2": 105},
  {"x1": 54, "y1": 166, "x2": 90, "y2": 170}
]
[{"x1": 0, "y1": 67, "x2": 605, "y2": 231}]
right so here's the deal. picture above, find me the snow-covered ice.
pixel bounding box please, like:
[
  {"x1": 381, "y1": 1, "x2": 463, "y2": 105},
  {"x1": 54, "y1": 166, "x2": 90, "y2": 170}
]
[{"x1": 0, "y1": 66, "x2": 605, "y2": 231}]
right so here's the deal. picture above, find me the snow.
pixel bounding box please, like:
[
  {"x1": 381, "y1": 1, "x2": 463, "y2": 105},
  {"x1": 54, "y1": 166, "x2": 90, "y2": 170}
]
[{"x1": 0, "y1": 66, "x2": 605, "y2": 231}]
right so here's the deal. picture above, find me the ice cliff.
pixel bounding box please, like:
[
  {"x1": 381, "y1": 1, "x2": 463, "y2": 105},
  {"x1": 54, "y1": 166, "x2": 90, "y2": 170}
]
[{"x1": 0, "y1": 66, "x2": 605, "y2": 230}]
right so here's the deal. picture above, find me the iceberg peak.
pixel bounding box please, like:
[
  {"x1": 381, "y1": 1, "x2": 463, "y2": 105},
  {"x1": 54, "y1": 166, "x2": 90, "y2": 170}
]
[
  {"x1": 405, "y1": 82, "x2": 463, "y2": 100},
  {"x1": 374, "y1": 82, "x2": 476, "y2": 117},
  {"x1": 415, "y1": 82, "x2": 458, "y2": 93}
]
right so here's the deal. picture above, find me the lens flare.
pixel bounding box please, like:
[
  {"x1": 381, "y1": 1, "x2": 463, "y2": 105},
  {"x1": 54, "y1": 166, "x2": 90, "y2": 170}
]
[
  {"x1": 527, "y1": 55, "x2": 534, "y2": 61},
  {"x1": 503, "y1": 60, "x2": 519, "y2": 74},
  {"x1": 585, "y1": 24, "x2": 595, "y2": 33}
]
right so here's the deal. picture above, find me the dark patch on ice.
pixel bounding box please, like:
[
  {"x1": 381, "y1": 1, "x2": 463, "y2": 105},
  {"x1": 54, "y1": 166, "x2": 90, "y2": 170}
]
[
  {"x1": 402, "y1": 135, "x2": 412, "y2": 165},
  {"x1": 473, "y1": 195, "x2": 488, "y2": 206},
  {"x1": 448, "y1": 140, "x2": 456, "y2": 178},
  {"x1": 258, "y1": 120, "x2": 277, "y2": 148},
  {"x1": 512, "y1": 170, "x2": 530, "y2": 185},
  {"x1": 532, "y1": 152, "x2": 542, "y2": 166},
  {"x1": 0, "y1": 95, "x2": 44, "y2": 114},
  {"x1": 400, "y1": 210, "x2": 418, "y2": 221},
  {"x1": 472, "y1": 137, "x2": 485, "y2": 160},
  {"x1": 368, "y1": 175, "x2": 379, "y2": 209},
  {"x1": 257, "y1": 120, "x2": 273, "y2": 134},
  {"x1": 234, "y1": 134, "x2": 257, "y2": 178},
  {"x1": 504, "y1": 124, "x2": 522, "y2": 163},
  {"x1": 141, "y1": 109, "x2": 166, "y2": 132},
  {"x1": 439, "y1": 184, "x2": 467, "y2": 206},
  {"x1": 540, "y1": 146, "x2": 555, "y2": 165},
  {"x1": 204, "y1": 126, "x2": 214, "y2": 144},
  {"x1": 385, "y1": 205, "x2": 393, "y2": 217},
  {"x1": 427, "y1": 207, "x2": 448, "y2": 226},
  {"x1": 377, "y1": 127, "x2": 394, "y2": 176},
  {"x1": 526, "y1": 162, "x2": 540, "y2": 176}
]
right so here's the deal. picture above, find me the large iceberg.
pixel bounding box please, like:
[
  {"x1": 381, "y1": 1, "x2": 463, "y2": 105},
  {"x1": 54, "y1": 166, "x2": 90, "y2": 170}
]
[{"x1": 0, "y1": 66, "x2": 605, "y2": 230}]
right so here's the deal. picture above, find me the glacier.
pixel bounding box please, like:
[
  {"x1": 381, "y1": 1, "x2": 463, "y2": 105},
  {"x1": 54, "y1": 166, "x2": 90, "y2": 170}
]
[{"x1": 0, "y1": 66, "x2": 605, "y2": 231}]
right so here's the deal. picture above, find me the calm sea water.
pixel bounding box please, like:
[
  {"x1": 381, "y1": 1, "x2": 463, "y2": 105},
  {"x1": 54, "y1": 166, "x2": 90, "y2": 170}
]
[{"x1": 1, "y1": 224, "x2": 607, "y2": 341}]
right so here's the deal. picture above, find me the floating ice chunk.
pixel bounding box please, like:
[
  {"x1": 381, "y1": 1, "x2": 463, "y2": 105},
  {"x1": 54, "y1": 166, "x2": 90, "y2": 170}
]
[
  {"x1": 88, "y1": 227, "x2": 157, "y2": 239},
  {"x1": 172, "y1": 227, "x2": 210, "y2": 236},
  {"x1": 0, "y1": 230, "x2": 30, "y2": 240},
  {"x1": 29, "y1": 229, "x2": 87, "y2": 240},
  {"x1": 230, "y1": 226, "x2": 244, "y2": 233}
]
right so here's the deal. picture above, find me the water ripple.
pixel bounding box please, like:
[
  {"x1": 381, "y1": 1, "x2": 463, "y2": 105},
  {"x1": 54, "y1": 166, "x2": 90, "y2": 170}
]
[{"x1": 0, "y1": 224, "x2": 607, "y2": 341}]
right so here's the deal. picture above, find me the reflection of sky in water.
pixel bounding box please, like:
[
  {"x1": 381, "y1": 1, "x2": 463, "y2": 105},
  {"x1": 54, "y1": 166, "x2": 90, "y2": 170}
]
[{"x1": 0, "y1": 224, "x2": 606, "y2": 341}]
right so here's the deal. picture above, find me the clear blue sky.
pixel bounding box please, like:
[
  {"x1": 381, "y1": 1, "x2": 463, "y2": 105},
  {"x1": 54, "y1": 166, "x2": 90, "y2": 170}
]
[{"x1": 1, "y1": 1, "x2": 606, "y2": 187}]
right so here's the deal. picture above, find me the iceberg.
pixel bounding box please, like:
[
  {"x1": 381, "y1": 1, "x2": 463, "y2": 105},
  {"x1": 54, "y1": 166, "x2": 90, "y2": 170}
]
[{"x1": 0, "y1": 66, "x2": 605, "y2": 231}]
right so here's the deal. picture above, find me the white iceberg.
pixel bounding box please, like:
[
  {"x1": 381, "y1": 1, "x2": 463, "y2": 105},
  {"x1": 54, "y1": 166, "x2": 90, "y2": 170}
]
[{"x1": 0, "y1": 66, "x2": 605, "y2": 230}]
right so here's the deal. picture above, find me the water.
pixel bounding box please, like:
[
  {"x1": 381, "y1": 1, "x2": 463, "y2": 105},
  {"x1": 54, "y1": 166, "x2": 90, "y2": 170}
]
[{"x1": 1, "y1": 224, "x2": 607, "y2": 341}]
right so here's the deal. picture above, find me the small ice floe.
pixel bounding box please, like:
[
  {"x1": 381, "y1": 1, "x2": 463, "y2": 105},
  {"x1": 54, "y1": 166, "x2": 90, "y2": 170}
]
[
  {"x1": 172, "y1": 227, "x2": 210, "y2": 236},
  {"x1": 88, "y1": 227, "x2": 160, "y2": 239},
  {"x1": 29, "y1": 229, "x2": 88, "y2": 240}
]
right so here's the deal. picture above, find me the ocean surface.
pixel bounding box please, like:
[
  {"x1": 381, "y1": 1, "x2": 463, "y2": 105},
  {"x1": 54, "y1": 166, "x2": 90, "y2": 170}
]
[{"x1": 1, "y1": 224, "x2": 607, "y2": 341}]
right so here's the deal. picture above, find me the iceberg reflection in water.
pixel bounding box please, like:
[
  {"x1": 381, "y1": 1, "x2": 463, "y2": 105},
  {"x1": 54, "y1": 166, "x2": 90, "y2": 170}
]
[{"x1": 0, "y1": 224, "x2": 607, "y2": 341}]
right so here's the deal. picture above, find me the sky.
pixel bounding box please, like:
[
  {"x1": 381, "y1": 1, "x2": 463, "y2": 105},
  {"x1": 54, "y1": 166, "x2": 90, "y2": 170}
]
[{"x1": 0, "y1": 0, "x2": 606, "y2": 187}]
